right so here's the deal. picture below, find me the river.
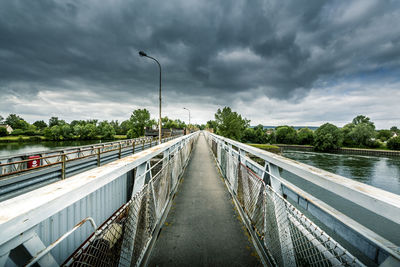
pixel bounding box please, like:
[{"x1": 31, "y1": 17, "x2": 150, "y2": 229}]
[
  {"x1": 0, "y1": 140, "x2": 103, "y2": 158},
  {"x1": 282, "y1": 149, "x2": 400, "y2": 195},
  {"x1": 2, "y1": 141, "x2": 400, "y2": 196}
]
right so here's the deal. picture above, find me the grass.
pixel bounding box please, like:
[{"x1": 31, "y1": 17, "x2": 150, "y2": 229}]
[{"x1": 248, "y1": 143, "x2": 281, "y2": 153}]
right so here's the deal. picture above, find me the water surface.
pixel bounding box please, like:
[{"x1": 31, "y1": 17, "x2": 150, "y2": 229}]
[
  {"x1": 0, "y1": 140, "x2": 103, "y2": 158},
  {"x1": 282, "y1": 150, "x2": 400, "y2": 195}
]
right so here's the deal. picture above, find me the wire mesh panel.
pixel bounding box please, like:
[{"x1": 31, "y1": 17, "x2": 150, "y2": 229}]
[
  {"x1": 218, "y1": 141, "x2": 364, "y2": 267},
  {"x1": 65, "y1": 136, "x2": 197, "y2": 267}
]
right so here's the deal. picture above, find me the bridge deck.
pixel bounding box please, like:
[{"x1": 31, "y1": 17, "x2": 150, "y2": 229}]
[{"x1": 148, "y1": 134, "x2": 261, "y2": 266}]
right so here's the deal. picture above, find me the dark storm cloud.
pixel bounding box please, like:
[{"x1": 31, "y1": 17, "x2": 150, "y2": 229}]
[{"x1": 1, "y1": 0, "x2": 400, "y2": 108}]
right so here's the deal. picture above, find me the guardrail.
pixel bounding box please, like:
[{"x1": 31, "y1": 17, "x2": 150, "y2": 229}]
[
  {"x1": 205, "y1": 132, "x2": 400, "y2": 267},
  {"x1": 0, "y1": 132, "x2": 198, "y2": 266},
  {"x1": 0, "y1": 136, "x2": 179, "y2": 201}
]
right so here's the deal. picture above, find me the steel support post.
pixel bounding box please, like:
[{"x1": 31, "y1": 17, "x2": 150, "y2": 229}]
[
  {"x1": 97, "y1": 148, "x2": 101, "y2": 167},
  {"x1": 268, "y1": 163, "x2": 296, "y2": 267},
  {"x1": 61, "y1": 154, "x2": 66, "y2": 180},
  {"x1": 118, "y1": 143, "x2": 122, "y2": 159}
]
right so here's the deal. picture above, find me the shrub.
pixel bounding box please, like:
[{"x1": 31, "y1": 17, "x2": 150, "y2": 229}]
[
  {"x1": 10, "y1": 129, "x2": 24, "y2": 136},
  {"x1": 0, "y1": 127, "x2": 7, "y2": 137},
  {"x1": 387, "y1": 136, "x2": 400, "y2": 150},
  {"x1": 314, "y1": 123, "x2": 343, "y2": 152}
]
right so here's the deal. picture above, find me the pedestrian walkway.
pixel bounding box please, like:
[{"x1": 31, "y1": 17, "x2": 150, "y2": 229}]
[{"x1": 147, "y1": 134, "x2": 261, "y2": 266}]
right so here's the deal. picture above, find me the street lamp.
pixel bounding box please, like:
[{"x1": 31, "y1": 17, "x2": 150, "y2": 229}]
[
  {"x1": 138, "y1": 51, "x2": 162, "y2": 144},
  {"x1": 183, "y1": 107, "x2": 191, "y2": 125},
  {"x1": 183, "y1": 107, "x2": 191, "y2": 134}
]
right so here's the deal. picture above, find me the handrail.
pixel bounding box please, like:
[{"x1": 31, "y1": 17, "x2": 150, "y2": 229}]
[
  {"x1": 0, "y1": 136, "x2": 178, "y2": 178},
  {"x1": 25, "y1": 217, "x2": 97, "y2": 267},
  {"x1": 207, "y1": 132, "x2": 400, "y2": 265}
]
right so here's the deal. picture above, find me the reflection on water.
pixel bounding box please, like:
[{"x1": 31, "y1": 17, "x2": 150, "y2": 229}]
[
  {"x1": 0, "y1": 140, "x2": 103, "y2": 158},
  {"x1": 282, "y1": 150, "x2": 400, "y2": 195}
]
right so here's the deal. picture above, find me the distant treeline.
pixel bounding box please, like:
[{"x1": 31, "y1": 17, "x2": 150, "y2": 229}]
[
  {"x1": 0, "y1": 109, "x2": 205, "y2": 141},
  {"x1": 206, "y1": 107, "x2": 400, "y2": 151}
]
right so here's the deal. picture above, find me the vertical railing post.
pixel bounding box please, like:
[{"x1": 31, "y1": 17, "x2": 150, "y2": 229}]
[
  {"x1": 142, "y1": 140, "x2": 145, "y2": 151},
  {"x1": 97, "y1": 148, "x2": 101, "y2": 167},
  {"x1": 268, "y1": 163, "x2": 296, "y2": 266},
  {"x1": 118, "y1": 143, "x2": 122, "y2": 159},
  {"x1": 132, "y1": 141, "x2": 136, "y2": 154},
  {"x1": 61, "y1": 154, "x2": 66, "y2": 180}
]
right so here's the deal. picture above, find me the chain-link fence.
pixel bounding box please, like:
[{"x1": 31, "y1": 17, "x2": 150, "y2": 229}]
[
  {"x1": 224, "y1": 146, "x2": 364, "y2": 267},
  {"x1": 64, "y1": 136, "x2": 196, "y2": 267}
]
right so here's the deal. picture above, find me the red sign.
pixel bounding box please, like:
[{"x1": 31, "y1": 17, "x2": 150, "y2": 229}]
[{"x1": 28, "y1": 155, "x2": 41, "y2": 168}]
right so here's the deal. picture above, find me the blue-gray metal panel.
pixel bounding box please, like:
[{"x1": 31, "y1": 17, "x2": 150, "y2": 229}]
[{"x1": 34, "y1": 174, "x2": 127, "y2": 263}]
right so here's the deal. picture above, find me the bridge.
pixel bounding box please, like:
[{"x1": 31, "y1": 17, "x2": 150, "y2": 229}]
[{"x1": 0, "y1": 131, "x2": 399, "y2": 266}]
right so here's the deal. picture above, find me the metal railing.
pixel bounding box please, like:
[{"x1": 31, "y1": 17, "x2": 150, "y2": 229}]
[
  {"x1": 63, "y1": 133, "x2": 197, "y2": 266},
  {"x1": 0, "y1": 133, "x2": 198, "y2": 266},
  {"x1": 206, "y1": 132, "x2": 400, "y2": 267},
  {"x1": 0, "y1": 136, "x2": 179, "y2": 201}
]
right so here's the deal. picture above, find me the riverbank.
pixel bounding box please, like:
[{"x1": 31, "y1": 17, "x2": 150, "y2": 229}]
[
  {"x1": 0, "y1": 135, "x2": 128, "y2": 143},
  {"x1": 276, "y1": 144, "x2": 400, "y2": 157}
]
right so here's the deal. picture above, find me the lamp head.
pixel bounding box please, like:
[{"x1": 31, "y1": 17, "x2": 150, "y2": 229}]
[{"x1": 139, "y1": 51, "x2": 147, "y2": 57}]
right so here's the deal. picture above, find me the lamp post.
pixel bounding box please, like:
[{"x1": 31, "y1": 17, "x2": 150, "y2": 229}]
[
  {"x1": 139, "y1": 51, "x2": 162, "y2": 144},
  {"x1": 183, "y1": 107, "x2": 190, "y2": 134}
]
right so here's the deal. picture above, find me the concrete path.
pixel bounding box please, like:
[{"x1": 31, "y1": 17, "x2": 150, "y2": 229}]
[{"x1": 148, "y1": 134, "x2": 261, "y2": 267}]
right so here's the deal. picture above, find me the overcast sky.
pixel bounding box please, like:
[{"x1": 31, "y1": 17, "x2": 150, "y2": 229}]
[{"x1": 1, "y1": 0, "x2": 399, "y2": 129}]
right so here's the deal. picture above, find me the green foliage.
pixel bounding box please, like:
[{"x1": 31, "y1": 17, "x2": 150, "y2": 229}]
[
  {"x1": 0, "y1": 127, "x2": 8, "y2": 137},
  {"x1": 349, "y1": 123, "x2": 376, "y2": 147},
  {"x1": 297, "y1": 128, "x2": 314, "y2": 145},
  {"x1": 206, "y1": 120, "x2": 218, "y2": 131},
  {"x1": 162, "y1": 117, "x2": 186, "y2": 129},
  {"x1": 387, "y1": 136, "x2": 400, "y2": 150},
  {"x1": 314, "y1": 123, "x2": 343, "y2": 152},
  {"x1": 0, "y1": 115, "x2": 4, "y2": 124},
  {"x1": 214, "y1": 107, "x2": 250, "y2": 141},
  {"x1": 130, "y1": 109, "x2": 153, "y2": 138},
  {"x1": 49, "y1": 116, "x2": 66, "y2": 127},
  {"x1": 33, "y1": 120, "x2": 47, "y2": 130},
  {"x1": 120, "y1": 120, "x2": 131, "y2": 135},
  {"x1": 377, "y1": 130, "x2": 393, "y2": 142},
  {"x1": 352, "y1": 115, "x2": 375, "y2": 129},
  {"x1": 248, "y1": 144, "x2": 280, "y2": 154},
  {"x1": 341, "y1": 123, "x2": 355, "y2": 147},
  {"x1": 275, "y1": 126, "x2": 298, "y2": 144},
  {"x1": 98, "y1": 121, "x2": 116, "y2": 140},
  {"x1": 10, "y1": 129, "x2": 25, "y2": 136},
  {"x1": 390, "y1": 126, "x2": 400, "y2": 134},
  {"x1": 5, "y1": 114, "x2": 29, "y2": 130},
  {"x1": 73, "y1": 124, "x2": 97, "y2": 140},
  {"x1": 126, "y1": 129, "x2": 135, "y2": 139},
  {"x1": 242, "y1": 125, "x2": 268, "y2": 144}
]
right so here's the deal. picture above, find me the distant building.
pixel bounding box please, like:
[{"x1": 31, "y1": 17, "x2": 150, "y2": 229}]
[{"x1": 0, "y1": 124, "x2": 13, "y2": 134}]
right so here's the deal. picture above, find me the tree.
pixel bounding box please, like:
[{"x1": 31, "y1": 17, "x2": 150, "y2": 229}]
[
  {"x1": 352, "y1": 115, "x2": 374, "y2": 128},
  {"x1": 33, "y1": 120, "x2": 48, "y2": 130},
  {"x1": 275, "y1": 126, "x2": 298, "y2": 144},
  {"x1": 341, "y1": 123, "x2": 356, "y2": 147},
  {"x1": 206, "y1": 120, "x2": 218, "y2": 132},
  {"x1": 120, "y1": 120, "x2": 131, "y2": 135},
  {"x1": 390, "y1": 126, "x2": 400, "y2": 134},
  {"x1": 349, "y1": 123, "x2": 376, "y2": 147},
  {"x1": 0, "y1": 115, "x2": 4, "y2": 124},
  {"x1": 130, "y1": 109, "x2": 152, "y2": 138},
  {"x1": 0, "y1": 127, "x2": 7, "y2": 137},
  {"x1": 377, "y1": 130, "x2": 393, "y2": 142},
  {"x1": 214, "y1": 107, "x2": 250, "y2": 141},
  {"x1": 297, "y1": 128, "x2": 314, "y2": 145},
  {"x1": 49, "y1": 117, "x2": 66, "y2": 127},
  {"x1": 5, "y1": 114, "x2": 29, "y2": 130},
  {"x1": 98, "y1": 121, "x2": 116, "y2": 139},
  {"x1": 387, "y1": 136, "x2": 400, "y2": 150},
  {"x1": 314, "y1": 123, "x2": 343, "y2": 152},
  {"x1": 242, "y1": 125, "x2": 268, "y2": 144}
]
